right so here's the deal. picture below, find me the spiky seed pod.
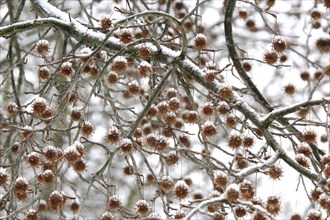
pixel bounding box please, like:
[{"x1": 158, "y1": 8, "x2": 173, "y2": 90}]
[
  {"x1": 225, "y1": 184, "x2": 240, "y2": 203},
  {"x1": 14, "y1": 177, "x2": 29, "y2": 193},
  {"x1": 302, "y1": 130, "x2": 317, "y2": 144},
  {"x1": 145, "y1": 134, "x2": 158, "y2": 148},
  {"x1": 27, "y1": 152, "x2": 40, "y2": 167},
  {"x1": 310, "y1": 187, "x2": 323, "y2": 202},
  {"x1": 133, "y1": 128, "x2": 142, "y2": 139},
  {"x1": 202, "y1": 120, "x2": 217, "y2": 138},
  {"x1": 70, "y1": 108, "x2": 82, "y2": 122},
  {"x1": 182, "y1": 110, "x2": 199, "y2": 123},
  {"x1": 88, "y1": 66, "x2": 99, "y2": 78},
  {"x1": 135, "y1": 200, "x2": 150, "y2": 217},
  {"x1": 168, "y1": 97, "x2": 181, "y2": 112},
  {"x1": 267, "y1": 0, "x2": 276, "y2": 7},
  {"x1": 201, "y1": 102, "x2": 214, "y2": 117},
  {"x1": 16, "y1": 191, "x2": 29, "y2": 201},
  {"x1": 242, "y1": 62, "x2": 252, "y2": 72},
  {"x1": 123, "y1": 165, "x2": 134, "y2": 176},
  {"x1": 296, "y1": 142, "x2": 313, "y2": 157},
  {"x1": 306, "y1": 209, "x2": 322, "y2": 220},
  {"x1": 138, "y1": 61, "x2": 153, "y2": 77},
  {"x1": 284, "y1": 83, "x2": 296, "y2": 96},
  {"x1": 236, "y1": 154, "x2": 248, "y2": 169},
  {"x1": 35, "y1": 39, "x2": 50, "y2": 57},
  {"x1": 323, "y1": 164, "x2": 330, "y2": 178},
  {"x1": 48, "y1": 191, "x2": 66, "y2": 211},
  {"x1": 119, "y1": 138, "x2": 135, "y2": 156},
  {"x1": 214, "y1": 173, "x2": 228, "y2": 192},
  {"x1": 193, "y1": 192, "x2": 203, "y2": 200},
  {"x1": 178, "y1": 135, "x2": 191, "y2": 148},
  {"x1": 100, "y1": 212, "x2": 115, "y2": 220},
  {"x1": 154, "y1": 136, "x2": 169, "y2": 152},
  {"x1": 193, "y1": 33, "x2": 207, "y2": 49},
  {"x1": 318, "y1": 194, "x2": 330, "y2": 209},
  {"x1": 252, "y1": 211, "x2": 267, "y2": 220},
  {"x1": 184, "y1": 178, "x2": 193, "y2": 187},
  {"x1": 159, "y1": 176, "x2": 174, "y2": 193},
  {"x1": 174, "y1": 119, "x2": 184, "y2": 129},
  {"x1": 164, "y1": 112, "x2": 176, "y2": 125},
  {"x1": 324, "y1": 0, "x2": 330, "y2": 9},
  {"x1": 268, "y1": 164, "x2": 283, "y2": 180},
  {"x1": 70, "y1": 201, "x2": 80, "y2": 213},
  {"x1": 146, "y1": 174, "x2": 155, "y2": 184},
  {"x1": 166, "y1": 88, "x2": 178, "y2": 99},
  {"x1": 300, "y1": 71, "x2": 310, "y2": 81},
  {"x1": 41, "y1": 169, "x2": 55, "y2": 184},
  {"x1": 60, "y1": 62, "x2": 73, "y2": 77},
  {"x1": 43, "y1": 145, "x2": 61, "y2": 162},
  {"x1": 263, "y1": 51, "x2": 278, "y2": 65},
  {"x1": 243, "y1": 135, "x2": 254, "y2": 148},
  {"x1": 72, "y1": 159, "x2": 87, "y2": 173},
  {"x1": 111, "y1": 56, "x2": 128, "y2": 74},
  {"x1": 142, "y1": 123, "x2": 152, "y2": 135},
  {"x1": 228, "y1": 132, "x2": 243, "y2": 149},
  {"x1": 31, "y1": 97, "x2": 47, "y2": 116},
  {"x1": 119, "y1": 28, "x2": 134, "y2": 44},
  {"x1": 272, "y1": 36, "x2": 288, "y2": 53},
  {"x1": 235, "y1": 206, "x2": 247, "y2": 217},
  {"x1": 246, "y1": 19, "x2": 256, "y2": 31},
  {"x1": 6, "y1": 102, "x2": 19, "y2": 116},
  {"x1": 217, "y1": 83, "x2": 234, "y2": 101},
  {"x1": 321, "y1": 154, "x2": 330, "y2": 168},
  {"x1": 81, "y1": 121, "x2": 94, "y2": 137},
  {"x1": 226, "y1": 114, "x2": 237, "y2": 128},
  {"x1": 106, "y1": 127, "x2": 121, "y2": 144},
  {"x1": 105, "y1": 71, "x2": 119, "y2": 86},
  {"x1": 11, "y1": 142, "x2": 20, "y2": 154},
  {"x1": 127, "y1": 80, "x2": 140, "y2": 96},
  {"x1": 298, "y1": 108, "x2": 309, "y2": 118},
  {"x1": 64, "y1": 145, "x2": 81, "y2": 163},
  {"x1": 157, "y1": 101, "x2": 170, "y2": 116},
  {"x1": 0, "y1": 168, "x2": 9, "y2": 186},
  {"x1": 108, "y1": 195, "x2": 122, "y2": 211},
  {"x1": 147, "y1": 105, "x2": 158, "y2": 117},
  {"x1": 212, "y1": 212, "x2": 226, "y2": 220},
  {"x1": 79, "y1": 47, "x2": 93, "y2": 63},
  {"x1": 163, "y1": 127, "x2": 174, "y2": 137},
  {"x1": 38, "y1": 66, "x2": 51, "y2": 80},
  {"x1": 238, "y1": 9, "x2": 248, "y2": 20},
  {"x1": 295, "y1": 153, "x2": 310, "y2": 168},
  {"x1": 312, "y1": 20, "x2": 321, "y2": 29},
  {"x1": 204, "y1": 70, "x2": 216, "y2": 84},
  {"x1": 21, "y1": 126, "x2": 35, "y2": 140},
  {"x1": 290, "y1": 214, "x2": 302, "y2": 220},
  {"x1": 316, "y1": 38, "x2": 330, "y2": 53},
  {"x1": 311, "y1": 10, "x2": 322, "y2": 20},
  {"x1": 266, "y1": 196, "x2": 281, "y2": 215},
  {"x1": 321, "y1": 134, "x2": 328, "y2": 143},
  {"x1": 239, "y1": 180, "x2": 255, "y2": 200},
  {"x1": 25, "y1": 209, "x2": 39, "y2": 220},
  {"x1": 137, "y1": 44, "x2": 152, "y2": 59},
  {"x1": 99, "y1": 15, "x2": 112, "y2": 30},
  {"x1": 37, "y1": 200, "x2": 47, "y2": 213},
  {"x1": 174, "y1": 180, "x2": 190, "y2": 200},
  {"x1": 174, "y1": 209, "x2": 186, "y2": 219},
  {"x1": 280, "y1": 54, "x2": 288, "y2": 62},
  {"x1": 217, "y1": 102, "x2": 230, "y2": 115},
  {"x1": 41, "y1": 106, "x2": 54, "y2": 121}
]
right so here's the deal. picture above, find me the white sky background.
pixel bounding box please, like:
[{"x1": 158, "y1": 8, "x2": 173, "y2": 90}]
[{"x1": 0, "y1": 0, "x2": 329, "y2": 219}]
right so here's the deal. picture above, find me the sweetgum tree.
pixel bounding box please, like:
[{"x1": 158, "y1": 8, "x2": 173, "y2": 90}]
[{"x1": 0, "y1": 0, "x2": 330, "y2": 219}]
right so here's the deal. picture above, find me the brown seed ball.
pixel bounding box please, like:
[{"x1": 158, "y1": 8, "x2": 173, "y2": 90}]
[
  {"x1": 119, "y1": 138, "x2": 135, "y2": 156},
  {"x1": 159, "y1": 176, "x2": 174, "y2": 193},
  {"x1": 157, "y1": 101, "x2": 170, "y2": 116},
  {"x1": 64, "y1": 145, "x2": 81, "y2": 163},
  {"x1": 184, "y1": 178, "x2": 193, "y2": 187},
  {"x1": 182, "y1": 110, "x2": 199, "y2": 123},
  {"x1": 243, "y1": 135, "x2": 255, "y2": 148},
  {"x1": 300, "y1": 71, "x2": 310, "y2": 81},
  {"x1": 225, "y1": 184, "x2": 240, "y2": 203},
  {"x1": 295, "y1": 154, "x2": 310, "y2": 168},
  {"x1": 108, "y1": 195, "x2": 122, "y2": 211},
  {"x1": 306, "y1": 209, "x2": 322, "y2": 220},
  {"x1": 119, "y1": 28, "x2": 134, "y2": 44},
  {"x1": 174, "y1": 209, "x2": 186, "y2": 219},
  {"x1": 239, "y1": 180, "x2": 255, "y2": 200},
  {"x1": 127, "y1": 80, "x2": 141, "y2": 96},
  {"x1": 70, "y1": 108, "x2": 82, "y2": 122},
  {"x1": 272, "y1": 36, "x2": 288, "y2": 53},
  {"x1": 0, "y1": 168, "x2": 9, "y2": 186},
  {"x1": 311, "y1": 10, "x2": 322, "y2": 20},
  {"x1": 280, "y1": 54, "x2": 288, "y2": 63},
  {"x1": 193, "y1": 33, "x2": 207, "y2": 50},
  {"x1": 217, "y1": 102, "x2": 230, "y2": 115},
  {"x1": 238, "y1": 10, "x2": 248, "y2": 20},
  {"x1": 14, "y1": 177, "x2": 29, "y2": 193},
  {"x1": 146, "y1": 174, "x2": 155, "y2": 184},
  {"x1": 310, "y1": 188, "x2": 323, "y2": 202},
  {"x1": 236, "y1": 154, "x2": 248, "y2": 169},
  {"x1": 105, "y1": 127, "x2": 121, "y2": 144},
  {"x1": 25, "y1": 208, "x2": 39, "y2": 220},
  {"x1": 123, "y1": 165, "x2": 134, "y2": 176},
  {"x1": 266, "y1": 196, "x2": 281, "y2": 215},
  {"x1": 99, "y1": 15, "x2": 112, "y2": 30},
  {"x1": 135, "y1": 200, "x2": 150, "y2": 217},
  {"x1": 217, "y1": 84, "x2": 234, "y2": 101},
  {"x1": 226, "y1": 114, "x2": 237, "y2": 128},
  {"x1": 38, "y1": 66, "x2": 51, "y2": 80},
  {"x1": 296, "y1": 142, "x2": 313, "y2": 158},
  {"x1": 35, "y1": 39, "x2": 50, "y2": 57},
  {"x1": 252, "y1": 211, "x2": 267, "y2": 220},
  {"x1": 165, "y1": 152, "x2": 180, "y2": 166},
  {"x1": 324, "y1": 0, "x2": 330, "y2": 9},
  {"x1": 267, "y1": 0, "x2": 276, "y2": 7},
  {"x1": 138, "y1": 61, "x2": 153, "y2": 77},
  {"x1": 163, "y1": 112, "x2": 176, "y2": 125},
  {"x1": 268, "y1": 164, "x2": 283, "y2": 180},
  {"x1": 312, "y1": 20, "x2": 321, "y2": 29},
  {"x1": 201, "y1": 102, "x2": 214, "y2": 117},
  {"x1": 202, "y1": 121, "x2": 217, "y2": 138},
  {"x1": 168, "y1": 97, "x2": 181, "y2": 112},
  {"x1": 41, "y1": 169, "x2": 55, "y2": 184},
  {"x1": 246, "y1": 19, "x2": 256, "y2": 31},
  {"x1": 105, "y1": 71, "x2": 119, "y2": 86},
  {"x1": 100, "y1": 212, "x2": 115, "y2": 220},
  {"x1": 321, "y1": 134, "x2": 328, "y2": 143},
  {"x1": 60, "y1": 62, "x2": 73, "y2": 77},
  {"x1": 263, "y1": 51, "x2": 278, "y2": 65},
  {"x1": 147, "y1": 105, "x2": 158, "y2": 117},
  {"x1": 214, "y1": 173, "x2": 228, "y2": 192},
  {"x1": 193, "y1": 192, "x2": 204, "y2": 200},
  {"x1": 32, "y1": 97, "x2": 47, "y2": 116},
  {"x1": 70, "y1": 201, "x2": 80, "y2": 213},
  {"x1": 48, "y1": 191, "x2": 65, "y2": 211},
  {"x1": 290, "y1": 214, "x2": 302, "y2": 220},
  {"x1": 174, "y1": 180, "x2": 190, "y2": 200},
  {"x1": 72, "y1": 159, "x2": 87, "y2": 173},
  {"x1": 178, "y1": 135, "x2": 191, "y2": 148},
  {"x1": 203, "y1": 71, "x2": 216, "y2": 84},
  {"x1": 41, "y1": 106, "x2": 54, "y2": 122},
  {"x1": 174, "y1": 119, "x2": 184, "y2": 129},
  {"x1": 111, "y1": 56, "x2": 128, "y2": 74},
  {"x1": 284, "y1": 83, "x2": 296, "y2": 95},
  {"x1": 316, "y1": 38, "x2": 330, "y2": 53},
  {"x1": 298, "y1": 108, "x2": 309, "y2": 118},
  {"x1": 27, "y1": 152, "x2": 40, "y2": 167},
  {"x1": 302, "y1": 130, "x2": 317, "y2": 144},
  {"x1": 228, "y1": 133, "x2": 243, "y2": 149},
  {"x1": 137, "y1": 45, "x2": 152, "y2": 60},
  {"x1": 242, "y1": 62, "x2": 252, "y2": 72},
  {"x1": 6, "y1": 102, "x2": 19, "y2": 117},
  {"x1": 21, "y1": 126, "x2": 35, "y2": 140},
  {"x1": 81, "y1": 121, "x2": 94, "y2": 137}
]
